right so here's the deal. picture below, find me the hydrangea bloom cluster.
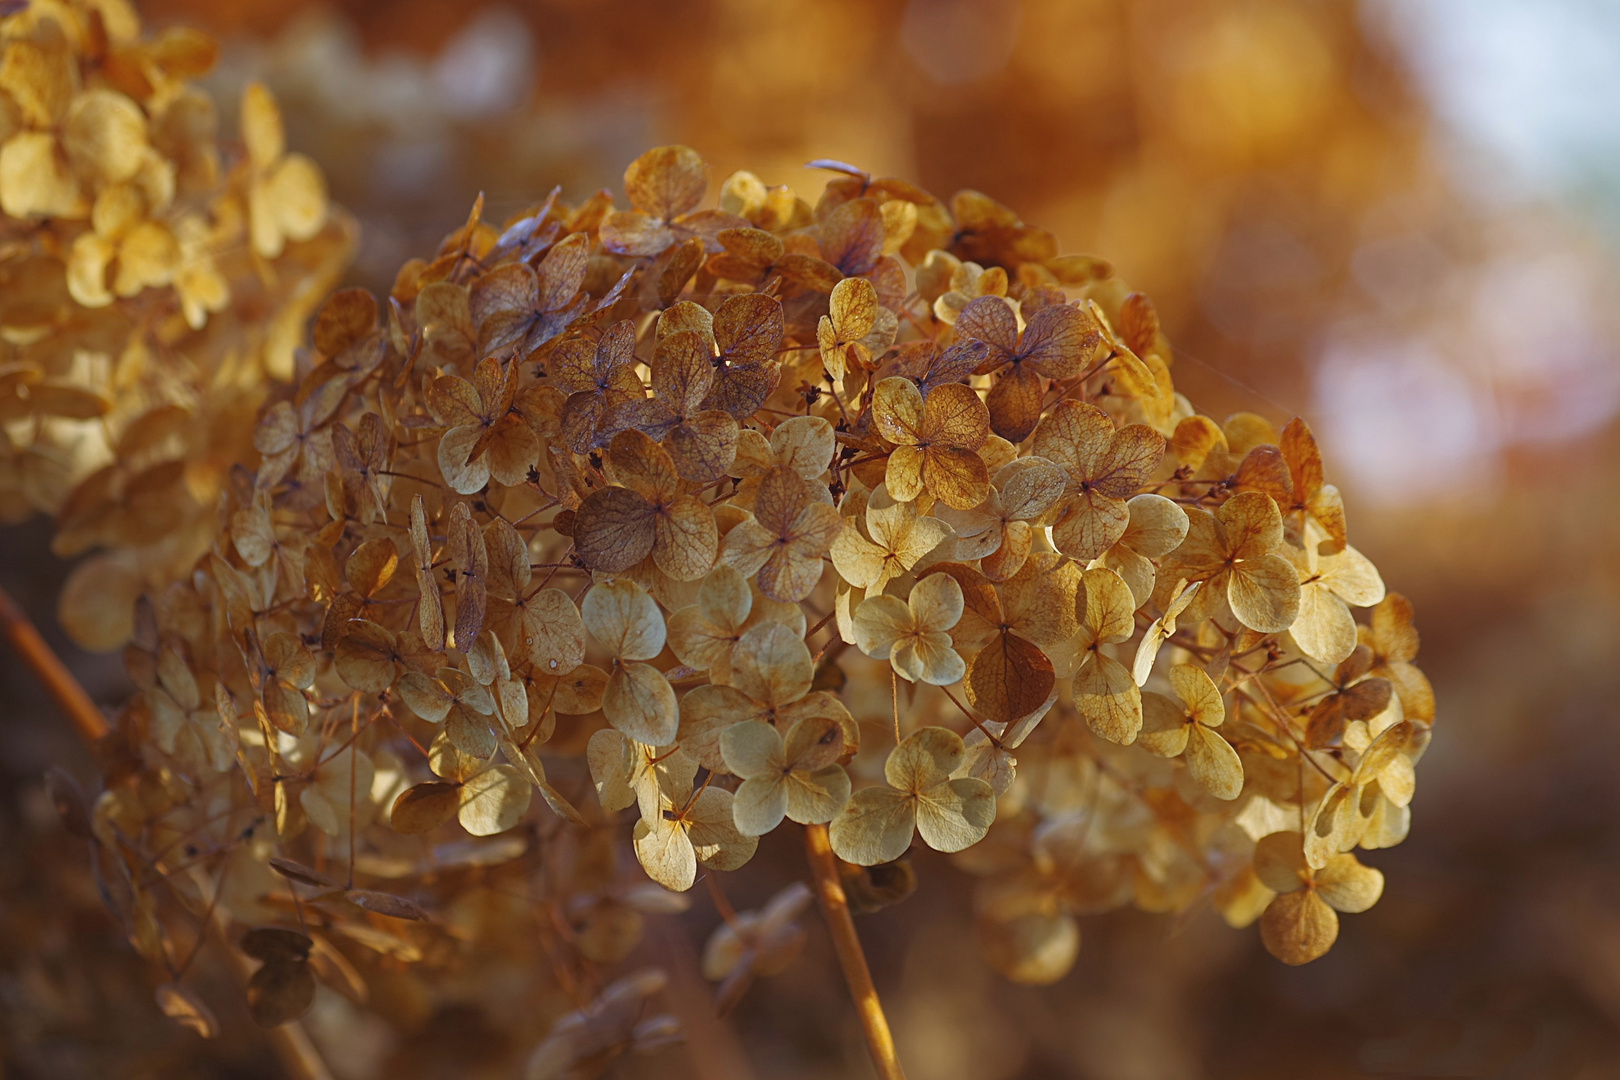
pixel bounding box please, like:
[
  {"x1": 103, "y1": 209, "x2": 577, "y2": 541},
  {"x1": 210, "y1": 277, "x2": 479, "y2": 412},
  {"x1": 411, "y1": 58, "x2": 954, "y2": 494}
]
[
  {"x1": 0, "y1": 0, "x2": 351, "y2": 649},
  {"x1": 85, "y1": 143, "x2": 1432, "y2": 1056}
]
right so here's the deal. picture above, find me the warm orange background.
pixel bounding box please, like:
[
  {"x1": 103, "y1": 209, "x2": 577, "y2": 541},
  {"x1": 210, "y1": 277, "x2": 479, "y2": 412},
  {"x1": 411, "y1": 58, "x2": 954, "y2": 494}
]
[{"x1": 3, "y1": 2, "x2": 1618, "y2": 1077}]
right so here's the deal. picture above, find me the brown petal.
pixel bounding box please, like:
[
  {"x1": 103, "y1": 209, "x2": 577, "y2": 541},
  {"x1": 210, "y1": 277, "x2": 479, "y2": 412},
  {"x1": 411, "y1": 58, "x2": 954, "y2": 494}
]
[
  {"x1": 574, "y1": 486, "x2": 657, "y2": 572},
  {"x1": 1260, "y1": 889, "x2": 1338, "y2": 965},
  {"x1": 667, "y1": 411, "x2": 739, "y2": 484},
  {"x1": 965, "y1": 632, "x2": 1055, "y2": 724},
  {"x1": 985, "y1": 363, "x2": 1043, "y2": 443},
  {"x1": 819, "y1": 198, "x2": 883, "y2": 276},
  {"x1": 653, "y1": 495, "x2": 719, "y2": 581},
  {"x1": 1019, "y1": 303, "x2": 1098, "y2": 378},
  {"x1": 713, "y1": 292, "x2": 783, "y2": 368},
  {"x1": 955, "y1": 295, "x2": 1019, "y2": 359},
  {"x1": 390, "y1": 781, "x2": 462, "y2": 834},
  {"x1": 600, "y1": 210, "x2": 675, "y2": 257},
  {"x1": 624, "y1": 145, "x2": 709, "y2": 220}
]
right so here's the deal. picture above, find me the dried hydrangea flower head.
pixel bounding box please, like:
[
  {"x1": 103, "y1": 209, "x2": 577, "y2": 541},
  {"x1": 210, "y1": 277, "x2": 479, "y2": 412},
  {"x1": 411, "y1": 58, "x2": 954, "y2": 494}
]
[
  {"x1": 79, "y1": 143, "x2": 1430, "y2": 1068},
  {"x1": 0, "y1": 0, "x2": 352, "y2": 650}
]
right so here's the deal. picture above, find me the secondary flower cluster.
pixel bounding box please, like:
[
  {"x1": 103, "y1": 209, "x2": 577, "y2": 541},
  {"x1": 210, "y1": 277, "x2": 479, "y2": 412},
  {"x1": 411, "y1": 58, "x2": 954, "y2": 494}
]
[
  {"x1": 0, "y1": 0, "x2": 351, "y2": 649},
  {"x1": 90, "y1": 142, "x2": 1431, "y2": 1053}
]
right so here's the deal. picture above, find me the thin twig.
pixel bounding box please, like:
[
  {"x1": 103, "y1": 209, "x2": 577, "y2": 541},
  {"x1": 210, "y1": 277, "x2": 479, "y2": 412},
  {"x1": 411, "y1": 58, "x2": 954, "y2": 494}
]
[
  {"x1": 0, "y1": 585, "x2": 107, "y2": 742},
  {"x1": 802, "y1": 824, "x2": 906, "y2": 1080}
]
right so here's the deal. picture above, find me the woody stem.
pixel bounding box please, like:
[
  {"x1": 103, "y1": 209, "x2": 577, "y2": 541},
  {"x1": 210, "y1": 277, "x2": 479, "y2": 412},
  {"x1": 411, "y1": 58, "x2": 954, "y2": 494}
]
[
  {"x1": 0, "y1": 584, "x2": 333, "y2": 1080},
  {"x1": 802, "y1": 823, "x2": 907, "y2": 1080},
  {"x1": 0, "y1": 585, "x2": 107, "y2": 742}
]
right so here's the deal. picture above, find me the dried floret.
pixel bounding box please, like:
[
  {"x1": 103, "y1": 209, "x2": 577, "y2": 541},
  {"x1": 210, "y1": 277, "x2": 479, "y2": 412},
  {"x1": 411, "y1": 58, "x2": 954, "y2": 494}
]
[
  {"x1": 851, "y1": 571, "x2": 966, "y2": 685},
  {"x1": 601, "y1": 145, "x2": 742, "y2": 257},
  {"x1": 1069, "y1": 568, "x2": 1144, "y2": 745},
  {"x1": 721, "y1": 466, "x2": 841, "y2": 602},
  {"x1": 956, "y1": 295, "x2": 1101, "y2": 441},
  {"x1": 1254, "y1": 831, "x2": 1383, "y2": 965},
  {"x1": 723, "y1": 716, "x2": 851, "y2": 835},
  {"x1": 1363, "y1": 593, "x2": 1435, "y2": 722},
  {"x1": 831, "y1": 496, "x2": 952, "y2": 595},
  {"x1": 871, "y1": 377, "x2": 991, "y2": 509},
  {"x1": 1162, "y1": 490, "x2": 1302, "y2": 633},
  {"x1": 1033, "y1": 402, "x2": 1165, "y2": 562},
  {"x1": 606, "y1": 327, "x2": 739, "y2": 482},
  {"x1": 633, "y1": 753, "x2": 758, "y2": 891},
  {"x1": 583, "y1": 579, "x2": 678, "y2": 746},
  {"x1": 1288, "y1": 530, "x2": 1385, "y2": 664},
  {"x1": 937, "y1": 456, "x2": 1066, "y2": 581},
  {"x1": 679, "y1": 621, "x2": 854, "y2": 772},
  {"x1": 1139, "y1": 664, "x2": 1243, "y2": 799},
  {"x1": 574, "y1": 430, "x2": 718, "y2": 580},
  {"x1": 829, "y1": 726, "x2": 996, "y2": 865}
]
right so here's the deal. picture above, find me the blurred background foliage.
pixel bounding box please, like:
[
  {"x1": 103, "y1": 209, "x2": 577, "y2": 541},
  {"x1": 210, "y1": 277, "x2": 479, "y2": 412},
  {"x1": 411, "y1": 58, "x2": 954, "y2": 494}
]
[{"x1": 4, "y1": 0, "x2": 1619, "y2": 1076}]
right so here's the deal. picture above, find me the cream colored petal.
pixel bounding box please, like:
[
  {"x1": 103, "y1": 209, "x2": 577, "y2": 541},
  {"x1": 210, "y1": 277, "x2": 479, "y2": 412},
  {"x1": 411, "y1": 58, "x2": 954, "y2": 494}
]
[
  {"x1": 458, "y1": 765, "x2": 532, "y2": 836},
  {"x1": 1136, "y1": 692, "x2": 1190, "y2": 757},
  {"x1": 1120, "y1": 493, "x2": 1189, "y2": 558},
  {"x1": 1079, "y1": 567, "x2": 1137, "y2": 645},
  {"x1": 603, "y1": 662, "x2": 678, "y2": 746},
  {"x1": 829, "y1": 787, "x2": 916, "y2": 866},
  {"x1": 1290, "y1": 582, "x2": 1358, "y2": 665},
  {"x1": 1132, "y1": 579, "x2": 1198, "y2": 686},
  {"x1": 1252, "y1": 830, "x2": 1310, "y2": 894},
  {"x1": 1185, "y1": 724, "x2": 1244, "y2": 801},
  {"x1": 884, "y1": 445, "x2": 927, "y2": 503},
  {"x1": 914, "y1": 776, "x2": 995, "y2": 853},
  {"x1": 851, "y1": 595, "x2": 913, "y2": 660},
  {"x1": 1169, "y1": 663, "x2": 1225, "y2": 727},
  {"x1": 1220, "y1": 491, "x2": 1285, "y2": 560},
  {"x1": 582, "y1": 579, "x2": 667, "y2": 661},
  {"x1": 719, "y1": 719, "x2": 785, "y2": 780},
  {"x1": 1304, "y1": 784, "x2": 1359, "y2": 870},
  {"x1": 771, "y1": 414, "x2": 836, "y2": 478},
  {"x1": 731, "y1": 775, "x2": 789, "y2": 837},
  {"x1": 1100, "y1": 545, "x2": 1155, "y2": 611},
  {"x1": 678, "y1": 684, "x2": 766, "y2": 772},
  {"x1": 909, "y1": 571, "x2": 964, "y2": 633},
  {"x1": 958, "y1": 732, "x2": 1016, "y2": 796},
  {"x1": 995, "y1": 457, "x2": 1066, "y2": 521},
  {"x1": 1074, "y1": 651, "x2": 1141, "y2": 745},
  {"x1": 586, "y1": 728, "x2": 637, "y2": 811},
  {"x1": 634, "y1": 814, "x2": 697, "y2": 892},
  {"x1": 1321, "y1": 544, "x2": 1385, "y2": 608},
  {"x1": 830, "y1": 524, "x2": 887, "y2": 590},
  {"x1": 730, "y1": 621, "x2": 812, "y2": 708},
  {"x1": 784, "y1": 765, "x2": 851, "y2": 825},
  {"x1": 720, "y1": 518, "x2": 776, "y2": 577},
  {"x1": 687, "y1": 788, "x2": 758, "y2": 870},
  {"x1": 897, "y1": 630, "x2": 964, "y2": 686},
  {"x1": 1228, "y1": 552, "x2": 1301, "y2": 633},
  {"x1": 885, "y1": 725, "x2": 966, "y2": 791},
  {"x1": 700, "y1": 564, "x2": 752, "y2": 626},
  {"x1": 1316, "y1": 854, "x2": 1384, "y2": 913},
  {"x1": 437, "y1": 424, "x2": 490, "y2": 496}
]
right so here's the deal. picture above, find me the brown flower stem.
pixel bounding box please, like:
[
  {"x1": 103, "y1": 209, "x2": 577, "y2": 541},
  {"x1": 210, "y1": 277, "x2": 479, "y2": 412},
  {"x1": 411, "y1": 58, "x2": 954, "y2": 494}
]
[
  {"x1": 803, "y1": 823, "x2": 907, "y2": 1080},
  {"x1": 0, "y1": 584, "x2": 107, "y2": 742},
  {"x1": 0, "y1": 583, "x2": 333, "y2": 1080}
]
